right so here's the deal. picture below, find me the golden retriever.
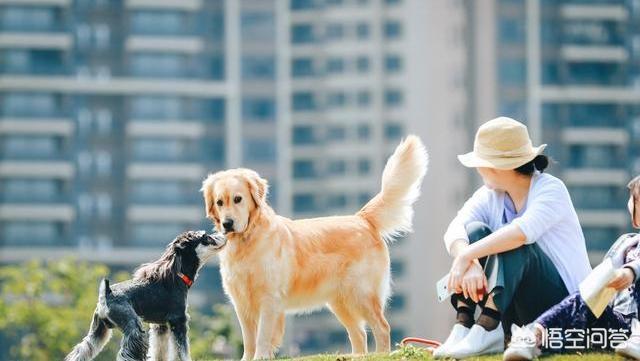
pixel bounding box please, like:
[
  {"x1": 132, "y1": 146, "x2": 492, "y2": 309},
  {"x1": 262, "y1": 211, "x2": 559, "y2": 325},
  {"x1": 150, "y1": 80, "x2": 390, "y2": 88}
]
[{"x1": 201, "y1": 136, "x2": 428, "y2": 359}]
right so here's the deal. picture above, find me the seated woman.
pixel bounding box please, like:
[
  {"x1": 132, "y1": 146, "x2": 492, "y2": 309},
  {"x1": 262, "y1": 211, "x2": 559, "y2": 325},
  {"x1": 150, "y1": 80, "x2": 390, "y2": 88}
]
[
  {"x1": 435, "y1": 117, "x2": 592, "y2": 359},
  {"x1": 503, "y1": 175, "x2": 640, "y2": 361}
]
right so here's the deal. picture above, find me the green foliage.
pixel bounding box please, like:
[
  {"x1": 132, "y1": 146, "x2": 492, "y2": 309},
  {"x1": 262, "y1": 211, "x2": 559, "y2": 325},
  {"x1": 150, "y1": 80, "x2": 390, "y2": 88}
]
[
  {"x1": 189, "y1": 304, "x2": 243, "y2": 359},
  {"x1": 0, "y1": 258, "x2": 239, "y2": 360}
]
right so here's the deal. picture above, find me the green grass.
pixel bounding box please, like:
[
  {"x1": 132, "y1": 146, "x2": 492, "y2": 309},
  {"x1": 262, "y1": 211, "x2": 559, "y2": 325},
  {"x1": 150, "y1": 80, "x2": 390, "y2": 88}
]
[{"x1": 276, "y1": 345, "x2": 629, "y2": 360}]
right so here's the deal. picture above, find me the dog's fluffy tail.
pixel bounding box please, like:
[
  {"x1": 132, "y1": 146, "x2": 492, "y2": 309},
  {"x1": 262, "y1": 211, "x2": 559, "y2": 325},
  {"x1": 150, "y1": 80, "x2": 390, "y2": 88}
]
[
  {"x1": 357, "y1": 135, "x2": 428, "y2": 242},
  {"x1": 65, "y1": 280, "x2": 113, "y2": 361}
]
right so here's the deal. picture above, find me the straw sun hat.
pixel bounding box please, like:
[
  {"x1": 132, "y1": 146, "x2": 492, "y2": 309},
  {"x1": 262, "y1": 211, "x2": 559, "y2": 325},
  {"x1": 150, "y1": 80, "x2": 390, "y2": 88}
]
[{"x1": 458, "y1": 116, "x2": 547, "y2": 170}]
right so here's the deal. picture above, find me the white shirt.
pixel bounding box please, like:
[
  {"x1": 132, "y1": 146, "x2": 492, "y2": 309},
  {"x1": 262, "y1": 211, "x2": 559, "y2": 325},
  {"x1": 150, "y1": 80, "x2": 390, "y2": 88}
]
[{"x1": 443, "y1": 172, "x2": 592, "y2": 293}]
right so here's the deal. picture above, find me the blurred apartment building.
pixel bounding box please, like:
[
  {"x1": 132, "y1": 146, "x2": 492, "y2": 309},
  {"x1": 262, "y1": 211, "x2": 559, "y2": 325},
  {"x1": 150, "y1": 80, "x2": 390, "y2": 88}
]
[{"x1": 0, "y1": 0, "x2": 447, "y2": 355}]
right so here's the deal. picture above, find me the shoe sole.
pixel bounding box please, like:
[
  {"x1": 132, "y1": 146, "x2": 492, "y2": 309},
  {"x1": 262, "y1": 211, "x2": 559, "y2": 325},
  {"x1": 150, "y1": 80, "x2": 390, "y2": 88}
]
[
  {"x1": 503, "y1": 351, "x2": 533, "y2": 361},
  {"x1": 449, "y1": 344, "x2": 504, "y2": 359}
]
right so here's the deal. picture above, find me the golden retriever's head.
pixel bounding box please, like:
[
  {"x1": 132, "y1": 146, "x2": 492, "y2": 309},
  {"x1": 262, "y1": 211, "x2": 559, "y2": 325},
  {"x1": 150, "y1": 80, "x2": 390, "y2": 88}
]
[{"x1": 200, "y1": 168, "x2": 268, "y2": 235}]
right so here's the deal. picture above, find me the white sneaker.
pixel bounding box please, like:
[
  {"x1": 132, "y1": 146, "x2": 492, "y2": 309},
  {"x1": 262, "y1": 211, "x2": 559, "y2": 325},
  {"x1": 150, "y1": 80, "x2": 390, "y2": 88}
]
[
  {"x1": 503, "y1": 324, "x2": 541, "y2": 361},
  {"x1": 432, "y1": 324, "x2": 470, "y2": 359},
  {"x1": 615, "y1": 319, "x2": 640, "y2": 360},
  {"x1": 447, "y1": 323, "x2": 505, "y2": 359}
]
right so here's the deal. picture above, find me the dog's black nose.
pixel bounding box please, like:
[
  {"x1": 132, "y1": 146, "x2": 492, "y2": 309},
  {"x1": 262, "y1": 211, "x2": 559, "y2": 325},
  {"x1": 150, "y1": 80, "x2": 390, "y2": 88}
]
[{"x1": 222, "y1": 219, "x2": 234, "y2": 232}]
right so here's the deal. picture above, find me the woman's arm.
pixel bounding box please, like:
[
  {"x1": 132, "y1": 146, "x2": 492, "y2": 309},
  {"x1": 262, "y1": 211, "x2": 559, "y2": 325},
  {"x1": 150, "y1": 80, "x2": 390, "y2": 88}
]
[
  {"x1": 460, "y1": 224, "x2": 526, "y2": 261},
  {"x1": 448, "y1": 224, "x2": 525, "y2": 295}
]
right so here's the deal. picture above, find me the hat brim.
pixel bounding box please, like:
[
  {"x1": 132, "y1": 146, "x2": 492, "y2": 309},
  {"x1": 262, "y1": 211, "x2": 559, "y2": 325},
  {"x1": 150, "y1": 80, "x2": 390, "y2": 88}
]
[{"x1": 457, "y1": 144, "x2": 547, "y2": 170}]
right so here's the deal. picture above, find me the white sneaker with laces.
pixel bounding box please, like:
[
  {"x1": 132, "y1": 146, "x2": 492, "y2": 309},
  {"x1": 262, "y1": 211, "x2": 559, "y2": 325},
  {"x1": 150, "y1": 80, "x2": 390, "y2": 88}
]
[
  {"x1": 447, "y1": 323, "x2": 505, "y2": 359},
  {"x1": 503, "y1": 323, "x2": 541, "y2": 361},
  {"x1": 432, "y1": 324, "x2": 470, "y2": 359},
  {"x1": 615, "y1": 318, "x2": 640, "y2": 360}
]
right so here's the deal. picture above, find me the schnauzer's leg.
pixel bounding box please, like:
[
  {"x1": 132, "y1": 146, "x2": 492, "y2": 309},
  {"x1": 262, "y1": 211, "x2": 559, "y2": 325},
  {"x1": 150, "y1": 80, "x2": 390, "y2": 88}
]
[
  {"x1": 117, "y1": 318, "x2": 148, "y2": 361},
  {"x1": 65, "y1": 311, "x2": 113, "y2": 361},
  {"x1": 148, "y1": 324, "x2": 170, "y2": 361},
  {"x1": 168, "y1": 317, "x2": 191, "y2": 361}
]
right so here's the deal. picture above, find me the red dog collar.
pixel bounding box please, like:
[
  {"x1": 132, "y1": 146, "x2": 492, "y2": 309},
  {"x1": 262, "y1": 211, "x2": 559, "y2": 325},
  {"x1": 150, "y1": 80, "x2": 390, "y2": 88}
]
[{"x1": 177, "y1": 272, "x2": 193, "y2": 288}]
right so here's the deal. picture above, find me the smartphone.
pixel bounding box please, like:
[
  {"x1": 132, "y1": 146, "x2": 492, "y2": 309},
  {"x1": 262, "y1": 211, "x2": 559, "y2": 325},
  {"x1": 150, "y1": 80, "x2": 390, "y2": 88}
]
[{"x1": 436, "y1": 273, "x2": 453, "y2": 303}]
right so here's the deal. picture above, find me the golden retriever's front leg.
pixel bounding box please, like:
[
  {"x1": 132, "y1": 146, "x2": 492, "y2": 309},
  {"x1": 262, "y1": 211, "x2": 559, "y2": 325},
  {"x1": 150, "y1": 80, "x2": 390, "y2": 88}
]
[
  {"x1": 254, "y1": 303, "x2": 281, "y2": 359},
  {"x1": 234, "y1": 302, "x2": 257, "y2": 361}
]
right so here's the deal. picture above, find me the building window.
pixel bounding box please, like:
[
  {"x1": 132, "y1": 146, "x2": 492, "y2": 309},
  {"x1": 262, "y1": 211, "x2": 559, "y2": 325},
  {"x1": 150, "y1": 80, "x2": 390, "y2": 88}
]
[
  {"x1": 293, "y1": 160, "x2": 317, "y2": 179},
  {"x1": 3, "y1": 221, "x2": 59, "y2": 245},
  {"x1": 357, "y1": 91, "x2": 371, "y2": 107},
  {"x1": 241, "y1": 11, "x2": 275, "y2": 41},
  {"x1": 498, "y1": 17, "x2": 525, "y2": 44},
  {"x1": 242, "y1": 97, "x2": 276, "y2": 122},
  {"x1": 3, "y1": 92, "x2": 57, "y2": 117},
  {"x1": 130, "y1": 10, "x2": 191, "y2": 36},
  {"x1": 358, "y1": 192, "x2": 372, "y2": 205},
  {"x1": 325, "y1": 23, "x2": 344, "y2": 40},
  {"x1": 327, "y1": 194, "x2": 348, "y2": 208},
  {"x1": 3, "y1": 135, "x2": 60, "y2": 159},
  {"x1": 293, "y1": 126, "x2": 317, "y2": 145},
  {"x1": 326, "y1": 57, "x2": 345, "y2": 74},
  {"x1": 391, "y1": 260, "x2": 406, "y2": 276},
  {"x1": 498, "y1": 58, "x2": 526, "y2": 85},
  {"x1": 242, "y1": 56, "x2": 275, "y2": 80},
  {"x1": 293, "y1": 193, "x2": 319, "y2": 213},
  {"x1": 291, "y1": 24, "x2": 315, "y2": 44},
  {"x1": 356, "y1": 22, "x2": 369, "y2": 39},
  {"x1": 292, "y1": 57, "x2": 314, "y2": 77},
  {"x1": 291, "y1": 0, "x2": 317, "y2": 10},
  {"x1": 2, "y1": 179, "x2": 61, "y2": 202},
  {"x1": 385, "y1": 54, "x2": 403, "y2": 73},
  {"x1": 357, "y1": 124, "x2": 371, "y2": 140},
  {"x1": 384, "y1": 89, "x2": 403, "y2": 107},
  {"x1": 357, "y1": 158, "x2": 371, "y2": 175},
  {"x1": 384, "y1": 21, "x2": 402, "y2": 39},
  {"x1": 327, "y1": 160, "x2": 346, "y2": 175},
  {"x1": 385, "y1": 123, "x2": 404, "y2": 139},
  {"x1": 356, "y1": 56, "x2": 370, "y2": 73},
  {"x1": 327, "y1": 126, "x2": 346, "y2": 141},
  {"x1": 244, "y1": 139, "x2": 276, "y2": 163},
  {"x1": 388, "y1": 294, "x2": 406, "y2": 311},
  {"x1": 326, "y1": 92, "x2": 348, "y2": 108},
  {"x1": 131, "y1": 223, "x2": 186, "y2": 246},
  {"x1": 292, "y1": 92, "x2": 317, "y2": 111}
]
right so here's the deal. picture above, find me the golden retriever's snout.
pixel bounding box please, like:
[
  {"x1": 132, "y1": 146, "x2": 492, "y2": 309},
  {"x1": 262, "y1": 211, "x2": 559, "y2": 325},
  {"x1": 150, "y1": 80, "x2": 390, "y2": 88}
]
[{"x1": 222, "y1": 218, "x2": 234, "y2": 233}]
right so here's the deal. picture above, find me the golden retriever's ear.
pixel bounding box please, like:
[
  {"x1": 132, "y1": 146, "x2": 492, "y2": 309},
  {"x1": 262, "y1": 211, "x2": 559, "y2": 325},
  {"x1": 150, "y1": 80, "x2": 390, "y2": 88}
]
[
  {"x1": 201, "y1": 173, "x2": 220, "y2": 221},
  {"x1": 241, "y1": 169, "x2": 269, "y2": 208}
]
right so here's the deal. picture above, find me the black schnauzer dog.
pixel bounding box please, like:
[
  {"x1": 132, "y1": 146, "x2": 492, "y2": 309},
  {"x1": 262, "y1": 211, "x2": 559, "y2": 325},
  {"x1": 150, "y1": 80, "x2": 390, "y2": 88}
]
[{"x1": 65, "y1": 230, "x2": 226, "y2": 361}]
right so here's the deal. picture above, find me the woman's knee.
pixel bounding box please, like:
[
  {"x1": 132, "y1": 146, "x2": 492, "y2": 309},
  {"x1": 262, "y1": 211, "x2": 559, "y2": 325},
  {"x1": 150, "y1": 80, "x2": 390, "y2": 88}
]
[{"x1": 465, "y1": 221, "x2": 492, "y2": 243}]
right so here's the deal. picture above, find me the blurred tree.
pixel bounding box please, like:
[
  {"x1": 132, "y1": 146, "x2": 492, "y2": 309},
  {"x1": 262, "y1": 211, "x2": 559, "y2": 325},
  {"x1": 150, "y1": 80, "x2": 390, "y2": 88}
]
[{"x1": 0, "y1": 258, "x2": 239, "y2": 360}]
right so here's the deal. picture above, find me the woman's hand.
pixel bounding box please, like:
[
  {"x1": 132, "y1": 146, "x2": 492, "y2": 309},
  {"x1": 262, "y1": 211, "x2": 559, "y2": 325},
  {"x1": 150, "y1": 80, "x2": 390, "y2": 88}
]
[
  {"x1": 607, "y1": 268, "x2": 635, "y2": 291},
  {"x1": 461, "y1": 262, "x2": 488, "y2": 303},
  {"x1": 448, "y1": 253, "x2": 473, "y2": 297}
]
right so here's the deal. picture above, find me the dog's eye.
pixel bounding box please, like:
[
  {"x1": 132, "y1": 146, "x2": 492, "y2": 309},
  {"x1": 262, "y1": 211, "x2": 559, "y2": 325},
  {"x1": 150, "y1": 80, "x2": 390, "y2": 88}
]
[
  {"x1": 216, "y1": 199, "x2": 223, "y2": 206},
  {"x1": 234, "y1": 196, "x2": 242, "y2": 204}
]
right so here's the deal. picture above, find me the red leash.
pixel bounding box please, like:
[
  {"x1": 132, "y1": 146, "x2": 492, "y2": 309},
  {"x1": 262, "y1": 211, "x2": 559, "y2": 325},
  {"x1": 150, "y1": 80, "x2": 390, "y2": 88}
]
[{"x1": 400, "y1": 337, "x2": 442, "y2": 349}]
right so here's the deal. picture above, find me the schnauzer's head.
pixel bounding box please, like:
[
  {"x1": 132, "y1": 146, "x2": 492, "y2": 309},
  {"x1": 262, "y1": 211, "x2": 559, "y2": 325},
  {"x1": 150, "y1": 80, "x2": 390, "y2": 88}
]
[
  {"x1": 134, "y1": 230, "x2": 226, "y2": 284},
  {"x1": 172, "y1": 230, "x2": 226, "y2": 266}
]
